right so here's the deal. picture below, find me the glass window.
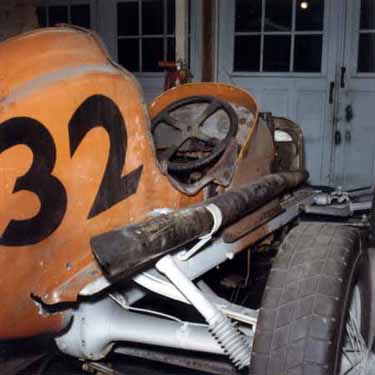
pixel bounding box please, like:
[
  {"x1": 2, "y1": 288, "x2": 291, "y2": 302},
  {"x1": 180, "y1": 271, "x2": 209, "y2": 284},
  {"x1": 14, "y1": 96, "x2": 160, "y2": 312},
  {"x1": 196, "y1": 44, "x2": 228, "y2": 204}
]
[
  {"x1": 263, "y1": 35, "x2": 291, "y2": 72},
  {"x1": 37, "y1": 6, "x2": 47, "y2": 27},
  {"x1": 358, "y1": 34, "x2": 375, "y2": 72},
  {"x1": 49, "y1": 6, "x2": 68, "y2": 25},
  {"x1": 294, "y1": 35, "x2": 322, "y2": 72},
  {"x1": 117, "y1": 2, "x2": 139, "y2": 36},
  {"x1": 142, "y1": 0, "x2": 164, "y2": 35},
  {"x1": 167, "y1": 37, "x2": 176, "y2": 61},
  {"x1": 296, "y1": 0, "x2": 324, "y2": 31},
  {"x1": 265, "y1": 0, "x2": 292, "y2": 31},
  {"x1": 118, "y1": 39, "x2": 140, "y2": 72},
  {"x1": 361, "y1": 0, "x2": 375, "y2": 29},
  {"x1": 167, "y1": 0, "x2": 176, "y2": 34},
  {"x1": 37, "y1": 3, "x2": 91, "y2": 29},
  {"x1": 358, "y1": 0, "x2": 375, "y2": 72},
  {"x1": 233, "y1": 0, "x2": 324, "y2": 73},
  {"x1": 117, "y1": 0, "x2": 188, "y2": 73},
  {"x1": 71, "y1": 4, "x2": 90, "y2": 28},
  {"x1": 142, "y1": 38, "x2": 164, "y2": 71},
  {"x1": 235, "y1": 0, "x2": 262, "y2": 32},
  {"x1": 234, "y1": 36, "x2": 261, "y2": 72}
]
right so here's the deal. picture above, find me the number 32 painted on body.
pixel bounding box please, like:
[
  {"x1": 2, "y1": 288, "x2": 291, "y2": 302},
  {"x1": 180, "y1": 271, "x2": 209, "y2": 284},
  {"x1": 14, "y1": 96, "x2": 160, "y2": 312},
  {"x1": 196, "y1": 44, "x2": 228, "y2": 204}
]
[{"x1": 0, "y1": 95, "x2": 143, "y2": 246}]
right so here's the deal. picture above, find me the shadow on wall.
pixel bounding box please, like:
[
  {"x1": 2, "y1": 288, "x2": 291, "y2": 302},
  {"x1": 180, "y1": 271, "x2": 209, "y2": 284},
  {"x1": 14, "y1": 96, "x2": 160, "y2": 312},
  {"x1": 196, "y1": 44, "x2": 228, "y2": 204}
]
[{"x1": 0, "y1": 0, "x2": 38, "y2": 41}]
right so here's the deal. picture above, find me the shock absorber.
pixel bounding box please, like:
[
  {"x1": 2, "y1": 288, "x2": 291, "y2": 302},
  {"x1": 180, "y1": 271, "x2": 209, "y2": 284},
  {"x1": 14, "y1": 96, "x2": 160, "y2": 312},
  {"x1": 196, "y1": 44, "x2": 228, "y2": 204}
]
[{"x1": 156, "y1": 255, "x2": 250, "y2": 369}]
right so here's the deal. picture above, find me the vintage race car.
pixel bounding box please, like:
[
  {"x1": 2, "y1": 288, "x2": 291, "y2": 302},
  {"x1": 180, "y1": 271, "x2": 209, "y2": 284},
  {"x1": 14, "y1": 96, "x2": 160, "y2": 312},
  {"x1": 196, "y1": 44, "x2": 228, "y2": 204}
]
[{"x1": 1, "y1": 26, "x2": 375, "y2": 375}]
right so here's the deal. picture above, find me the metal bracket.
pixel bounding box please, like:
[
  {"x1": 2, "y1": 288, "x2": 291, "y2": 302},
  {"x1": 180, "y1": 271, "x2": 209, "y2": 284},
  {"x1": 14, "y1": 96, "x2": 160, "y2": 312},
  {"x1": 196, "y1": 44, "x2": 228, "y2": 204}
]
[{"x1": 178, "y1": 203, "x2": 223, "y2": 261}]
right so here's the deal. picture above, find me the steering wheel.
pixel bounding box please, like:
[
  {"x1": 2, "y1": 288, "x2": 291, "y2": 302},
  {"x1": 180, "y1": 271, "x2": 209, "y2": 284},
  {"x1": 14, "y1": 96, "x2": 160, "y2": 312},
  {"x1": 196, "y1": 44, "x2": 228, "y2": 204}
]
[{"x1": 151, "y1": 96, "x2": 238, "y2": 172}]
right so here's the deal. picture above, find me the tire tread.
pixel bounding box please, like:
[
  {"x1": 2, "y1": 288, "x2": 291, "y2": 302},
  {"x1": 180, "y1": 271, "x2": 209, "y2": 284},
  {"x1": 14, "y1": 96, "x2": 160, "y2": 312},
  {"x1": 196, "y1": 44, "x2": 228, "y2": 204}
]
[{"x1": 249, "y1": 222, "x2": 361, "y2": 375}]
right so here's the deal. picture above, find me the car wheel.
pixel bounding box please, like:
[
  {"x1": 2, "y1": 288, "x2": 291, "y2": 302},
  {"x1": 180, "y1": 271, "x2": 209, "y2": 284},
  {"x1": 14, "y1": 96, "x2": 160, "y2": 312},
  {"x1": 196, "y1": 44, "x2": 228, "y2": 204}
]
[{"x1": 249, "y1": 222, "x2": 375, "y2": 374}]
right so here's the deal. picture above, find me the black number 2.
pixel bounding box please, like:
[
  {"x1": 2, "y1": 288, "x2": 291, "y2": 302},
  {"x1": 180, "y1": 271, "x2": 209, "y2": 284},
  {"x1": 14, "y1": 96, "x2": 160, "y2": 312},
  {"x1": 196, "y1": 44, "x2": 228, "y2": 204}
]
[
  {"x1": 0, "y1": 95, "x2": 143, "y2": 246},
  {"x1": 68, "y1": 95, "x2": 143, "y2": 219}
]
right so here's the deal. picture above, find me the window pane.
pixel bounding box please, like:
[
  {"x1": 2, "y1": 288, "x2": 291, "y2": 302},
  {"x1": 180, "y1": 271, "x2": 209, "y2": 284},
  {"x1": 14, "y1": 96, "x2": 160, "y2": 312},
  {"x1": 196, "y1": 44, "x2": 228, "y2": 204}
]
[
  {"x1": 296, "y1": 0, "x2": 324, "y2": 31},
  {"x1": 37, "y1": 6, "x2": 47, "y2": 27},
  {"x1": 294, "y1": 35, "x2": 322, "y2": 72},
  {"x1": 234, "y1": 35, "x2": 260, "y2": 72},
  {"x1": 263, "y1": 35, "x2": 291, "y2": 72},
  {"x1": 118, "y1": 39, "x2": 139, "y2": 71},
  {"x1": 361, "y1": 0, "x2": 375, "y2": 29},
  {"x1": 167, "y1": 0, "x2": 175, "y2": 34},
  {"x1": 142, "y1": 38, "x2": 164, "y2": 72},
  {"x1": 358, "y1": 34, "x2": 375, "y2": 72},
  {"x1": 117, "y1": 2, "x2": 139, "y2": 36},
  {"x1": 71, "y1": 4, "x2": 90, "y2": 28},
  {"x1": 49, "y1": 6, "x2": 68, "y2": 26},
  {"x1": 265, "y1": 0, "x2": 292, "y2": 31},
  {"x1": 167, "y1": 37, "x2": 176, "y2": 61},
  {"x1": 142, "y1": 0, "x2": 164, "y2": 35},
  {"x1": 235, "y1": 0, "x2": 262, "y2": 32}
]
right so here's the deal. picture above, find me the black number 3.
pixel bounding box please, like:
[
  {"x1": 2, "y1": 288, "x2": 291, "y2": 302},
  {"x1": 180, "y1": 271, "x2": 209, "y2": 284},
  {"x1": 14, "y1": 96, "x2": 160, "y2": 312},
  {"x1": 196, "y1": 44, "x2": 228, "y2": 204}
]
[
  {"x1": 0, "y1": 95, "x2": 143, "y2": 246},
  {"x1": 0, "y1": 118, "x2": 67, "y2": 246}
]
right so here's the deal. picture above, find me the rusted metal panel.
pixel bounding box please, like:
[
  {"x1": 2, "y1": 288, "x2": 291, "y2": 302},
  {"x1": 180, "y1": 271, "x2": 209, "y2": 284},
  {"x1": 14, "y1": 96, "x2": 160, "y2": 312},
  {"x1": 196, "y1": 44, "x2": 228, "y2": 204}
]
[
  {"x1": 0, "y1": 27, "x2": 203, "y2": 339},
  {"x1": 272, "y1": 116, "x2": 305, "y2": 172},
  {"x1": 223, "y1": 199, "x2": 282, "y2": 243}
]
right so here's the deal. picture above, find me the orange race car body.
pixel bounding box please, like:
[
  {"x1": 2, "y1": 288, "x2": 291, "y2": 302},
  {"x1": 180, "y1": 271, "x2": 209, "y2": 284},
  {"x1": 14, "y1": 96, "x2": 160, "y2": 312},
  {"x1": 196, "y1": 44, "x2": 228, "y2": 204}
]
[
  {"x1": 0, "y1": 27, "x2": 204, "y2": 338},
  {"x1": 0, "y1": 26, "x2": 268, "y2": 338}
]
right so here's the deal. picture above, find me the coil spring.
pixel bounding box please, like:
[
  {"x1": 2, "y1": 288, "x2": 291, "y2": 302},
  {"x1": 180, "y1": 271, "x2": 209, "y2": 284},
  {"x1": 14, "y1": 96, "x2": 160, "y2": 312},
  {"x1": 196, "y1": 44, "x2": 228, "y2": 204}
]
[{"x1": 208, "y1": 313, "x2": 250, "y2": 369}]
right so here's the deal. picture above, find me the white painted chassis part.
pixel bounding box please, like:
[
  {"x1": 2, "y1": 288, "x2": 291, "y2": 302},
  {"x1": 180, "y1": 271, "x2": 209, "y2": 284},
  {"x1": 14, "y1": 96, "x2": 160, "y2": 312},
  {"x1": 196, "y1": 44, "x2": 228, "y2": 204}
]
[
  {"x1": 79, "y1": 189, "x2": 315, "y2": 322},
  {"x1": 157, "y1": 255, "x2": 226, "y2": 325},
  {"x1": 156, "y1": 255, "x2": 250, "y2": 369},
  {"x1": 177, "y1": 203, "x2": 223, "y2": 261},
  {"x1": 134, "y1": 270, "x2": 258, "y2": 326},
  {"x1": 61, "y1": 190, "x2": 315, "y2": 365},
  {"x1": 55, "y1": 297, "x2": 224, "y2": 361}
]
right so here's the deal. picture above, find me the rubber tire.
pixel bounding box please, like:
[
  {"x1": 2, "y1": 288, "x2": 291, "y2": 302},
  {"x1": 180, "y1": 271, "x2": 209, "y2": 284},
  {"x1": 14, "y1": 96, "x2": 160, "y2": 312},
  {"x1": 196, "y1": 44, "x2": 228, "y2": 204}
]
[{"x1": 249, "y1": 222, "x2": 375, "y2": 375}]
